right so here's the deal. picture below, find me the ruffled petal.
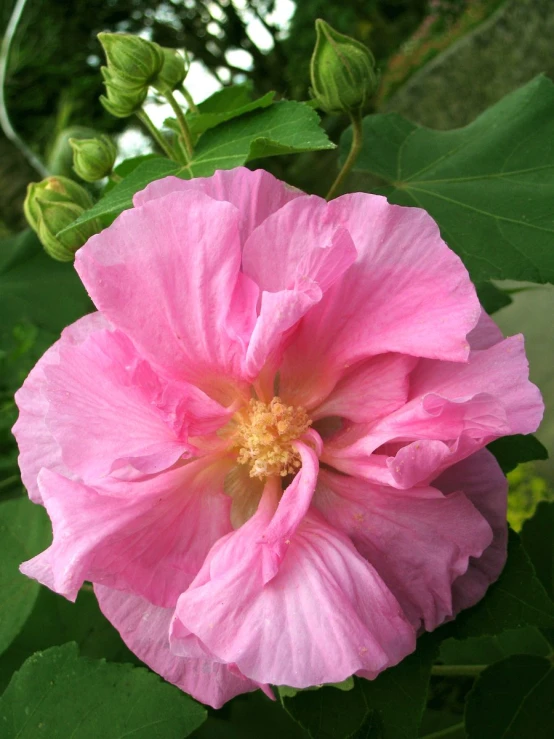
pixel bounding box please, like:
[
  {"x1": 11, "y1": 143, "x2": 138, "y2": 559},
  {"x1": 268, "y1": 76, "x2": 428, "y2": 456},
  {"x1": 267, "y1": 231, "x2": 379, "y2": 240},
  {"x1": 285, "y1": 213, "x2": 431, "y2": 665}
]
[
  {"x1": 433, "y1": 449, "x2": 508, "y2": 615},
  {"x1": 315, "y1": 470, "x2": 493, "y2": 631},
  {"x1": 20, "y1": 458, "x2": 233, "y2": 607},
  {"x1": 133, "y1": 167, "x2": 302, "y2": 243},
  {"x1": 76, "y1": 190, "x2": 256, "y2": 395},
  {"x1": 170, "y1": 445, "x2": 414, "y2": 687},
  {"x1": 13, "y1": 313, "x2": 108, "y2": 503},
  {"x1": 95, "y1": 585, "x2": 264, "y2": 708},
  {"x1": 279, "y1": 194, "x2": 480, "y2": 407}
]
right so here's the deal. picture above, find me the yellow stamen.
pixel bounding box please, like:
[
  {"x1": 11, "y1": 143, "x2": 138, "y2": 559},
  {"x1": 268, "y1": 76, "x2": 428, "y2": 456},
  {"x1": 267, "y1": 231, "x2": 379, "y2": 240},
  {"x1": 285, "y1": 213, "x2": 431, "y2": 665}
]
[{"x1": 233, "y1": 397, "x2": 311, "y2": 479}]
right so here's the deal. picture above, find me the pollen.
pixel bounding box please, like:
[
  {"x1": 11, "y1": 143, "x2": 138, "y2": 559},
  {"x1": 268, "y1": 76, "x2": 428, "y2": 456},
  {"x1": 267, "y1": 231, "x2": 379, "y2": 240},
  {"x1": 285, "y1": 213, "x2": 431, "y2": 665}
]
[{"x1": 233, "y1": 397, "x2": 311, "y2": 479}]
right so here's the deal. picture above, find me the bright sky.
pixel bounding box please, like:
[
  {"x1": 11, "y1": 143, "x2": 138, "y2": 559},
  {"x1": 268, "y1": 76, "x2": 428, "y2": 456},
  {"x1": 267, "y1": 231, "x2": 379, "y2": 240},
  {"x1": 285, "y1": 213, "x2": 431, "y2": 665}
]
[{"x1": 119, "y1": 0, "x2": 295, "y2": 157}]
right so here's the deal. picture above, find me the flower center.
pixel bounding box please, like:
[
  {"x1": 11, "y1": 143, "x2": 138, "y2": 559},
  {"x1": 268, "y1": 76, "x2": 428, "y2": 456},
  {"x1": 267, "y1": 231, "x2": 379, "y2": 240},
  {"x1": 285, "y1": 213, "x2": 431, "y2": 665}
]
[{"x1": 233, "y1": 397, "x2": 311, "y2": 479}]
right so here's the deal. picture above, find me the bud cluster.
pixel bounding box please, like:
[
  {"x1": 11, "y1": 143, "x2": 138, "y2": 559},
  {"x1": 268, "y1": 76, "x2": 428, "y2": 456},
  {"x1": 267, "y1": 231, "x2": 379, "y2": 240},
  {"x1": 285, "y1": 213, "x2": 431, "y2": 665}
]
[
  {"x1": 98, "y1": 33, "x2": 188, "y2": 118},
  {"x1": 24, "y1": 177, "x2": 101, "y2": 262}
]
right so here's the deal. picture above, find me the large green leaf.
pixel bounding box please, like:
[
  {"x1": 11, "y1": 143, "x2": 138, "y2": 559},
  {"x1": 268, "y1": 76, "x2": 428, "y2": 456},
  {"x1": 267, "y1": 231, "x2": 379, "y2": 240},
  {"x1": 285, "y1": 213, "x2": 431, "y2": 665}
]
[
  {"x1": 0, "y1": 643, "x2": 207, "y2": 739},
  {"x1": 341, "y1": 75, "x2": 554, "y2": 284},
  {"x1": 63, "y1": 101, "x2": 333, "y2": 233},
  {"x1": 521, "y1": 501, "x2": 554, "y2": 598},
  {"x1": 465, "y1": 655, "x2": 554, "y2": 739},
  {"x1": 0, "y1": 498, "x2": 51, "y2": 657},
  {"x1": 0, "y1": 587, "x2": 139, "y2": 693},
  {"x1": 487, "y1": 435, "x2": 548, "y2": 474},
  {"x1": 185, "y1": 86, "x2": 275, "y2": 136},
  {"x1": 0, "y1": 230, "x2": 92, "y2": 338},
  {"x1": 439, "y1": 627, "x2": 551, "y2": 667},
  {"x1": 282, "y1": 632, "x2": 440, "y2": 739},
  {"x1": 445, "y1": 530, "x2": 554, "y2": 640}
]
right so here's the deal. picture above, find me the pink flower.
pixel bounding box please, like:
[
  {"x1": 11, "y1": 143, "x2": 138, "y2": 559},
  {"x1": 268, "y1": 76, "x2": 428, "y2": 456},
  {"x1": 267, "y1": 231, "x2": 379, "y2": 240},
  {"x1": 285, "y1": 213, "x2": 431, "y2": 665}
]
[{"x1": 14, "y1": 167, "x2": 543, "y2": 708}]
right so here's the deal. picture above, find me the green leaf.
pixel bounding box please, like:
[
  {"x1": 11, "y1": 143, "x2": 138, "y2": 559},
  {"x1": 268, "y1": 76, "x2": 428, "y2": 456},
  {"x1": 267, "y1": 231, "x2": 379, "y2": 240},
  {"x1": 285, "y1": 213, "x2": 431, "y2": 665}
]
[
  {"x1": 59, "y1": 157, "x2": 180, "y2": 234},
  {"x1": 179, "y1": 101, "x2": 334, "y2": 178},
  {"x1": 342, "y1": 75, "x2": 554, "y2": 283},
  {"x1": 186, "y1": 87, "x2": 276, "y2": 135},
  {"x1": 0, "y1": 498, "x2": 51, "y2": 657},
  {"x1": 62, "y1": 102, "x2": 332, "y2": 235},
  {"x1": 487, "y1": 435, "x2": 548, "y2": 474},
  {"x1": 0, "y1": 230, "x2": 92, "y2": 337},
  {"x1": 446, "y1": 530, "x2": 554, "y2": 640},
  {"x1": 0, "y1": 643, "x2": 207, "y2": 739},
  {"x1": 465, "y1": 655, "x2": 554, "y2": 739},
  {"x1": 475, "y1": 282, "x2": 512, "y2": 315},
  {"x1": 282, "y1": 632, "x2": 440, "y2": 739},
  {"x1": 0, "y1": 587, "x2": 139, "y2": 693},
  {"x1": 521, "y1": 501, "x2": 554, "y2": 598},
  {"x1": 439, "y1": 627, "x2": 551, "y2": 667}
]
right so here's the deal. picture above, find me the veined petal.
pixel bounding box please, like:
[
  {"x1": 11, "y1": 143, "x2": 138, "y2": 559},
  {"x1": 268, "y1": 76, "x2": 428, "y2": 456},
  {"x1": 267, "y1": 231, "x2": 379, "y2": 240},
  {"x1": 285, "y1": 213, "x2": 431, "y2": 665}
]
[
  {"x1": 315, "y1": 469, "x2": 492, "y2": 631},
  {"x1": 95, "y1": 585, "x2": 266, "y2": 709},
  {"x1": 133, "y1": 167, "x2": 302, "y2": 242},
  {"x1": 76, "y1": 190, "x2": 256, "y2": 395},
  {"x1": 20, "y1": 458, "x2": 233, "y2": 607},
  {"x1": 170, "y1": 508, "x2": 415, "y2": 687},
  {"x1": 279, "y1": 194, "x2": 480, "y2": 407}
]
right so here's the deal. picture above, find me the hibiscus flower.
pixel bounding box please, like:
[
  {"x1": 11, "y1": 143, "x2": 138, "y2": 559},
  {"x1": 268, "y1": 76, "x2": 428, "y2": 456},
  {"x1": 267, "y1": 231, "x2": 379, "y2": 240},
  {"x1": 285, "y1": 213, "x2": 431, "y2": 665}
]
[{"x1": 14, "y1": 167, "x2": 543, "y2": 707}]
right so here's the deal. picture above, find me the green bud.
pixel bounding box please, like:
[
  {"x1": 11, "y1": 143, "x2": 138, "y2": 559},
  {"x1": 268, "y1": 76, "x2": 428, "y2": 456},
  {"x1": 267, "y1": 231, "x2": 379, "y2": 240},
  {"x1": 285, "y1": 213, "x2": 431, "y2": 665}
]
[
  {"x1": 35, "y1": 199, "x2": 100, "y2": 262},
  {"x1": 98, "y1": 32, "x2": 164, "y2": 86},
  {"x1": 154, "y1": 47, "x2": 189, "y2": 92},
  {"x1": 100, "y1": 66, "x2": 148, "y2": 118},
  {"x1": 24, "y1": 176, "x2": 94, "y2": 232},
  {"x1": 310, "y1": 19, "x2": 378, "y2": 115},
  {"x1": 70, "y1": 135, "x2": 117, "y2": 182}
]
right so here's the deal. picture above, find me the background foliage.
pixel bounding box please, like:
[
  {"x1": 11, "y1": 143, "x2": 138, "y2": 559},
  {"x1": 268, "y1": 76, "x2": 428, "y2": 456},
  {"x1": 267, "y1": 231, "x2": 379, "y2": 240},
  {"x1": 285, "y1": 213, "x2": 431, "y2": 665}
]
[{"x1": 1, "y1": 1, "x2": 553, "y2": 737}]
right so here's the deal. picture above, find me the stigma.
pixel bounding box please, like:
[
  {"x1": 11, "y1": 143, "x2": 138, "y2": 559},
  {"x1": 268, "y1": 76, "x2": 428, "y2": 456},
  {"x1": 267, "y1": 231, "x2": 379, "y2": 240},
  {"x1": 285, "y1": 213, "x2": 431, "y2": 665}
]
[{"x1": 233, "y1": 397, "x2": 311, "y2": 479}]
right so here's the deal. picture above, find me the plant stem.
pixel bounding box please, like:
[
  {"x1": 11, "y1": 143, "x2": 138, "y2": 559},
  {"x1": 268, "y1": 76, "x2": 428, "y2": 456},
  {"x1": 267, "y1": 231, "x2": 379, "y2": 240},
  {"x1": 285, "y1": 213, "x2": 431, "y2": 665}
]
[
  {"x1": 179, "y1": 83, "x2": 198, "y2": 113},
  {"x1": 136, "y1": 109, "x2": 175, "y2": 160},
  {"x1": 420, "y1": 721, "x2": 465, "y2": 739},
  {"x1": 0, "y1": 0, "x2": 48, "y2": 177},
  {"x1": 431, "y1": 664, "x2": 486, "y2": 678},
  {"x1": 326, "y1": 109, "x2": 363, "y2": 201},
  {"x1": 0, "y1": 474, "x2": 19, "y2": 491},
  {"x1": 163, "y1": 89, "x2": 194, "y2": 161}
]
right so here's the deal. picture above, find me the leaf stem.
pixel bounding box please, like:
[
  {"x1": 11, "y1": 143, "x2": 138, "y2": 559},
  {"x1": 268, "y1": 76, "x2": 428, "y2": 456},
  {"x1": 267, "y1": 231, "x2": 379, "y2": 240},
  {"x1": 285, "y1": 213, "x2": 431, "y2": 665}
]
[
  {"x1": 420, "y1": 721, "x2": 465, "y2": 739},
  {"x1": 136, "y1": 109, "x2": 175, "y2": 160},
  {"x1": 179, "y1": 83, "x2": 199, "y2": 113},
  {"x1": 326, "y1": 109, "x2": 363, "y2": 200},
  {"x1": 163, "y1": 88, "x2": 194, "y2": 161},
  {"x1": 431, "y1": 664, "x2": 487, "y2": 678},
  {"x1": 0, "y1": 474, "x2": 19, "y2": 491}
]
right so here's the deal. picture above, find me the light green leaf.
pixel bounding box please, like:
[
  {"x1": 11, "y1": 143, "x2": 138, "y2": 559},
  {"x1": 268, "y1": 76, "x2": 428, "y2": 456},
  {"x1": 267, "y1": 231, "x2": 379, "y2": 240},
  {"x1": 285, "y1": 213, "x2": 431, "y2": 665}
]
[
  {"x1": 185, "y1": 87, "x2": 275, "y2": 135},
  {"x1": 465, "y1": 655, "x2": 554, "y2": 739},
  {"x1": 179, "y1": 100, "x2": 334, "y2": 178},
  {"x1": 0, "y1": 643, "x2": 207, "y2": 739},
  {"x1": 0, "y1": 498, "x2": 51, "y2": 656},
  {"x1": 342, "y1": 75, "x2": 554, "y2": 283}
]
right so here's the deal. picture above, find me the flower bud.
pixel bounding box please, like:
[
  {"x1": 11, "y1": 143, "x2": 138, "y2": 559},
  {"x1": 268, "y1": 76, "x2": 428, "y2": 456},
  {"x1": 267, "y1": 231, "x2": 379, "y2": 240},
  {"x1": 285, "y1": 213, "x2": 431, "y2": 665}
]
[
  {"x1": 35, "y1": 200, "x2": 100, "y2": 262},
  {"x1": 154, "y1": 47, "x2": 189, "y2": 92},
  {"x1": 70, "y1": 135, "x2": 117, "y2": 182},
  {"x1": 310, "y1": 19, "x2": 378, "y2": 115},
  {"x1": 100, "y1": 66, "x2": 148, "y2": 118},
  {"x1": 98, "y1": 32, "x2": 164, "y2": 86},
  {"x1": 24, "y1": 176, "x2": 94, "y2": 233}
]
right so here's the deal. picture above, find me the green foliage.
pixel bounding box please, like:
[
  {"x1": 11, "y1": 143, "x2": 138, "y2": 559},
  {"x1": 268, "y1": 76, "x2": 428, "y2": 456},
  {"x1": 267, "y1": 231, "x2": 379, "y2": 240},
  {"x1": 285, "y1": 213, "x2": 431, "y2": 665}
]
[
  {"x1": 521, "y1": 501, "x2": 554, "y2": 598},
  {"x1": 0, "y1": 498, "x2": 50, "y2": 657},
  {"x1": 0, "y1": 643, "x2": 207, "y2": 738},
  {"x1": 465, "y1": 655, "x2": 554, "y2": 738},
  {"x1": 341, "y1": 75, "x2": 554, "y2": 284},
  {"x1": 488, "y1": 435, "x2": 548, "y2": 475},
  {"x1": 507, "y1": 465, "x2": 554, "y2": 532}
]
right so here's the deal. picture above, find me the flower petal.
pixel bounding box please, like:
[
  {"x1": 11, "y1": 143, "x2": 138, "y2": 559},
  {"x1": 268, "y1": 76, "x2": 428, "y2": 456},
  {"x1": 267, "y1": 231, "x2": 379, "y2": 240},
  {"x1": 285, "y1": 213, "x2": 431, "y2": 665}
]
[
  {"x1": 95, "y1": 585, "x2": 264, "y2": 708},
  {"x1": 280, "y1": 194, "x2": 480, "y2": 407},
  {"x1": 433, "y1": 449, "x2": 508, "y2": 615},
  {"x1": 21, "y1": 458, "x2": 233, "y2": 607},
  {"x1": 133, "y1": 167, "x2": 302, "y2": 243},
  {"x1": 171, "y1": 508, "x2": 415, "y2": 687},
  {"x1": 315, "y1": 469, "x2": 493, "y2": 631},
  {"x1": 13, "y1": 313, "x2": 108, "y2": 503},
  {"x1": 76, "y1": 190, "x2": 256, "y2": 394}
]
